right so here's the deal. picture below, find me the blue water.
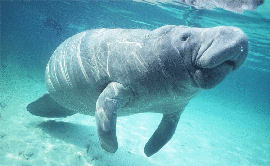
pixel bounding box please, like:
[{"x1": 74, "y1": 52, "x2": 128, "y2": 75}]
[{"x1": 1, "y1": 1, "x2": 270, "y2": 166}]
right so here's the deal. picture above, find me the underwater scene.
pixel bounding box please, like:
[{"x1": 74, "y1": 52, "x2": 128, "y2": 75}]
[{"x1": 0, "y1": 0, "x2": 270, "y2": 166}]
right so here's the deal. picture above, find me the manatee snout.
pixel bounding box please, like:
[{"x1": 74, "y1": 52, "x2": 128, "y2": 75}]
[
  {"x1": 196, "y1": 26, "x2": 248, "y2": 70},
  {"x1": 192, "y1": 26, "x2": 248, "y2": 89}
]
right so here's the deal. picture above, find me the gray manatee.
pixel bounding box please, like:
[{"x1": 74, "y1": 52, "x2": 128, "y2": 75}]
[
  {"x1": 178, "y1": 0, "x2": 264, "y2": 11},
  {"x1": 27, "y1": 25, "x2": 248, "y2": 157}
]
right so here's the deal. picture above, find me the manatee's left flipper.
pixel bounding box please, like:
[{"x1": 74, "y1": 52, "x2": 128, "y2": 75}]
[
  {"x1": 96, "y1": 82, "x2": 133, "y2": 153},
  {"x1": 144, "y1": 112, "x2": 181, "y2": 157}
]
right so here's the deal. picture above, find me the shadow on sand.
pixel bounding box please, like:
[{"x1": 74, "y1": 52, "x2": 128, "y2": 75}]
[
  {"x1": 38, "y1": 120, "x2": 155, "y2": 166},
  {"x1": 38, "y1": 120, "x2": 97, "y2": 148}
]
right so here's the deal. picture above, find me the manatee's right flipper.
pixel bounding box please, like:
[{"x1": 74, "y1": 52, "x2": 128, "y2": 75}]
[
  {"x1": 144, "y1": 112, "x2": 180, "y2": 157},
  {"x1": 27, "y1": 94, "x2": 75, "y2": 118},
  {"x1": 95, "y1": 82, "x2": 133, "y2": 153}
]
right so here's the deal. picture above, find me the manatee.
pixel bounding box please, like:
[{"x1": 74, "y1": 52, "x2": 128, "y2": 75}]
[
  {"x1": 27, "y1": 25, "x2": 248, "y2": 156},
  {"x1": 178, "y1": 0, "x2": 264, "y2": 12}
]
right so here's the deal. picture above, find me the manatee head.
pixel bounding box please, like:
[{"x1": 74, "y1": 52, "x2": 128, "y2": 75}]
[{"x1": 170, "y1": 26, "x2": 248, "y2": 89}]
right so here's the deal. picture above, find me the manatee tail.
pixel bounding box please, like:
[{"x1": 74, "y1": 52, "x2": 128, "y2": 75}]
[{"x1": 27, "y1": 94, "x2": 75, "y2": 118}]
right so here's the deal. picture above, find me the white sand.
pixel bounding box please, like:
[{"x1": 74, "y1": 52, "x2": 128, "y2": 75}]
[{"x1": 0, "y1": 59, "x2": 269, "y2": 166}]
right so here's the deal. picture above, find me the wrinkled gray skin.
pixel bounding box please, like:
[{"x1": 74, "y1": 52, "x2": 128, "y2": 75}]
[
  {"x1": 28, "y1": 25, "x2": 248, "y2": 157},
  {"x1": 178, "y1": 0, "x2": 264, "y2": 12}
]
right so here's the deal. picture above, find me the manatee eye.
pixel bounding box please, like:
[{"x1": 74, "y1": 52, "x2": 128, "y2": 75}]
[{"x1": 181, "y1": 34, "x2": 190, "y2": 41}]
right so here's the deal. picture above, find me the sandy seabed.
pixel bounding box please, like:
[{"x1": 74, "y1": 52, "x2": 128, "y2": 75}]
[{"x1": 0, "y1": 61, "x2": 269, "y2": 166}]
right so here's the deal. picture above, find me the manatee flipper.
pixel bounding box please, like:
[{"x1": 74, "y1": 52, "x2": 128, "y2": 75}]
[
  {"x1": 144, "y1": 112, "x2": 180, "y2": 157},
  {"x1": 27, "y1": 94, "x2": 75, "y2": 118},
  {"x1": 96, "y1": 82, "x2": 132, "y2": 153}
]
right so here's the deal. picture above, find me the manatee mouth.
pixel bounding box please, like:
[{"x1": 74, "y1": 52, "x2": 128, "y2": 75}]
[
  {"x1": 224, "y1": 60, "x2": 236, "y2": 70},
  {"x1": 204, "y1": 59, "x2": 236, "y2": 70},
  {"x1": 193, "y1": 61, "x2": 235, "y2": 89},
  {"x1": 195, "y1": 59, "x2": 236, "y2": 73}
]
